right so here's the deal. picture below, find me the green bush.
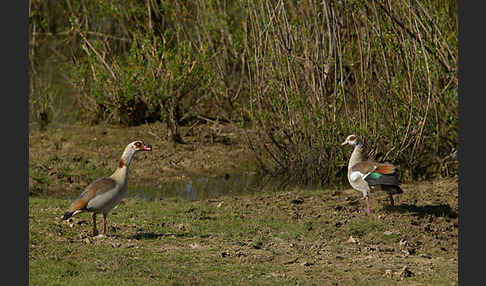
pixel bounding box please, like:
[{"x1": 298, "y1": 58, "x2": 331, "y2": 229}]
[
  {"x1": 29, "y1": 0, "x2": 457, "y2": 182},
  {"x1": 244, "y1": 0, "x2": 457, "y2": 182}
]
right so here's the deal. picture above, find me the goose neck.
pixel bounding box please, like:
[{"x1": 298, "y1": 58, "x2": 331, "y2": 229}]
[{"x1": 348, "y1": 144, "x2": 364, "y2": 169}]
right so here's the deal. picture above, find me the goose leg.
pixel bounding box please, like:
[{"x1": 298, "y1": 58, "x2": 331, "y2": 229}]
[
  {"x1": 102, "y1": 213, "x2": 108, "y2": 236},
  {"x1": 388, "y1": 193, "x2": 395, "y2": 206},
  {"x1": 364, "y1": 196, "x2": 371, "y2": 214},
  {"x1": 92, "y1": 213, "x2": 99, "y2": 236}
]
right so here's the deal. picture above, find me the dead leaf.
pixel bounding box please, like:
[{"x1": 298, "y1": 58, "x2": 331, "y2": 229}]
[
  {"x1": 346, "y1": 236, "x2": 357, "y2": 244},
  {"x1": 399, "y1": 239, "x2": 408, "y2": 247}
]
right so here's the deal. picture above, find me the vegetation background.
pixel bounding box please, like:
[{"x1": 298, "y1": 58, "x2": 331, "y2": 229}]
[{"x1": 29, "y1": 0, "x2": 457, "y2": 187}]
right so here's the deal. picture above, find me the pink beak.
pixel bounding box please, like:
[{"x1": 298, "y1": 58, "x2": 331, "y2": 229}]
[{"x1": 142, "y1": 144, "x2": 152, "y2": 151}]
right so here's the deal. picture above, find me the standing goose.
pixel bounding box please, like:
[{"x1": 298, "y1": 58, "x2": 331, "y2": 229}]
[
  {"x1": 62, "y1": 140, "x2": 152, "y2": 236},
  {"x1": 341, "y1": 134, "x2": 402, "y2": 214}
]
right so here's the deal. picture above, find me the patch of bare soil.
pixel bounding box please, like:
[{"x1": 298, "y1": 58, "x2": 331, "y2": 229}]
[{"x1": 197, "y1": 178, "x2": 458, "y2": 284}]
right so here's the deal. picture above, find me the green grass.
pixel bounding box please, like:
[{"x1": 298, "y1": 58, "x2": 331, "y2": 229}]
[
  {"x1": 30, "y1": 179, "x2": 458, "y2": 285},
  {"x1": 29, "y1": 167, "x2": 51, "y2": 185}
]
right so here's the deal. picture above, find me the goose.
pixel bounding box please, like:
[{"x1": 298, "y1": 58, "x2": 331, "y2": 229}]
[
  {"x1": 341, "y1": 134, "x2": 403, "y2": 214},
  {"x1": 62, "y1": 140, "x2": 152, "y2": 236}
]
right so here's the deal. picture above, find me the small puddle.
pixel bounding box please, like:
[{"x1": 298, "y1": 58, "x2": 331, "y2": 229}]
[{"x1": 129, "y1": 172, "x2": 292, "y2": 201}]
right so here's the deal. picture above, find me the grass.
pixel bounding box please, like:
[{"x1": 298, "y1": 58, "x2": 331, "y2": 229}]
[
  {"x1": 30, "y1": 180, "x2": 458, "y2": 285},
  {"x1": 29, "y1": 123, "x2": 457, "y2": 285}
]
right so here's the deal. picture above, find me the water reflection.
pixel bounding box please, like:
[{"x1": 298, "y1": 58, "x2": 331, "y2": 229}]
[{"x1": 129, "y1": 172, "x2": 292, "y2": 201}]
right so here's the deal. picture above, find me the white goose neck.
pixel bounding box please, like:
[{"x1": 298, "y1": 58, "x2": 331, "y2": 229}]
[
  {"x1": 121, "y1": 145, "x2": 139, "y2": 166},
  {"x1": 111, "y1": 148, "x2": 137, "y2": 183},
  {"x1": 348, "y1": 143, "x2": 364, "y2": 170}
]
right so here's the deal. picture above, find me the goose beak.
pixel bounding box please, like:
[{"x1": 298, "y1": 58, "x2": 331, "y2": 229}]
[
  {"x1": 341, "y1": 140, "x2": 348, "y2": 146},
  {"x1": 143, "y1": 144, "x2": 152, "y2": 151}
]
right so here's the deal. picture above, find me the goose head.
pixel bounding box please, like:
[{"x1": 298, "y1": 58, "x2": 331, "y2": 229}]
[{"x1": 341, "y1": 134, "x2": 361, "y2": 147}]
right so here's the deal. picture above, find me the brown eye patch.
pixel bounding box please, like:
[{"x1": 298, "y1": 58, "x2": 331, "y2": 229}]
[
  {"x1": 348, "y1": 135, "x2": 356, "y2": 141},
  {"x1": 134, "y1": 141, "x2": 142, "y2": 148}
]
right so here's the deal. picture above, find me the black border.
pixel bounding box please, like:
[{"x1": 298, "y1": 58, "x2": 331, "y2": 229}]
[
  {"x1": 1, "y1": 1, "x2": 29, "y2": 285},
  {"x1": 458, "y1": 1, "x2": 476, "y2": 285},
  {"x1": 17, "y1": 1, "x2": 463, "y2": 285}
]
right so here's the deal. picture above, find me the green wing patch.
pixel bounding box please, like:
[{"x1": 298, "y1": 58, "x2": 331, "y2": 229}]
[{"x1": 367, "y1": 172, "x2": 382, "y2": 179}]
